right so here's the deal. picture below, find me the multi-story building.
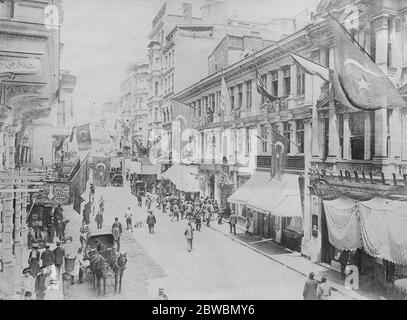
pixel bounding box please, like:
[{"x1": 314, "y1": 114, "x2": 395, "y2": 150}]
[
  {"x1": 119, "y1": 62, "x2": 149, "y2": 155},
  {"x1": 0, "y1": 0, "x2": 63, "y2": 298},
  {"x1": 175, "y1": 0, "x2": 407, "y2": 291},
  {"x1": 146, "y1": 0, "x2": 293, "y2": 172}
]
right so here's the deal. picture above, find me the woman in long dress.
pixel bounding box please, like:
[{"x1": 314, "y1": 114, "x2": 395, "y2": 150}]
[{"x1": 28, "y1": 244, "x2": 40, "y2": 277}]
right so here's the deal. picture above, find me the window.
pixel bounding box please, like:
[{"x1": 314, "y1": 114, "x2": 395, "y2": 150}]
[
  {"x1": 349, "y1": 112, "x2": 365, "y2": 160},
  {"x1": 230, "y1": 87, "x2": 235, "y2": 110},
  {"x1": 210, "y1": 93, "x2": 215, "y2": 112},
  {"x1": 171, "y1": 75, "x2": 174, "y2": 92},
  {"x1": 169, "y1": 52, "x2": 171, "y2": 68},
  {"x1": 283, "y1": 68, "x2": 291, "y2": 96},
  {"x1": 262, "y1": 125, "x2": 270, "y2": 153},
  {"x1": 271, "y1": 71, "x2": 278, "y2": 97},
  {"x1": 197, "y1": 100, "x2": 201, "y2": 117},
  {"x1": 296, "y1": 66, "x2": 305, "y2": 95},
  {"x1": 283, "y1": 122, "x2": 291, "y2": 154},
  {"x1": 260, "y1": 75, "x2": 267, "y2": 104},
  {"x1": 311, "y1": 50, "x2": 320, "y2": 63},
  {"x1": 246, "y1": 80, "x2": 252, "y2": 108},
  {"x1": 154, "y1": 108, "x2": 158, "y2": 121},
  {"x1": 388, "y1": 18, "x2": 394, "y2": 67},
  {"x1": 296, "y1": 120, "x2": 304, "y2": 153},
  {"x1": 154, "y1": 82, "x2": 159, "y2": 96},
  {"x1": 325, "y1": 48, "x2": 330, "y2": 68},
  {"x1": 237, "y1": 84, "x2": 243, "y2": 108}
]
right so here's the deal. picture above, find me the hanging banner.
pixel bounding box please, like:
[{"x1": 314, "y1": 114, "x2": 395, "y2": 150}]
[
  {"x1": 93, "y1": 156, "x2": 111, "y2": 187},
  {"x1": 36, "y1": 182, "x2": 71, "y2": 206}
]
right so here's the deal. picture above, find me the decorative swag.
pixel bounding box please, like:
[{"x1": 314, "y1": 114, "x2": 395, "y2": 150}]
[{"x1": 323, "y1": 197, "x2": 407, "y2": 265}]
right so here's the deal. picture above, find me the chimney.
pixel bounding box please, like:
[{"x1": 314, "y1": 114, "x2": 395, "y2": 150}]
[{"x1": 182, "y1": 2, "x2": 192, "y2": 24}]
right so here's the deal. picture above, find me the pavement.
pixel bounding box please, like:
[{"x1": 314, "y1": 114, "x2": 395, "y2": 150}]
[{"x1": 34, "y1": 180, "x2": 381, "y2": 300}]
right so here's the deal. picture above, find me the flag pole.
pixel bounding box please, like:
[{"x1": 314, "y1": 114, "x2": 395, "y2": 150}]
[{"x1": 327, "y1": 11, "x2": 375, "y2": 62}]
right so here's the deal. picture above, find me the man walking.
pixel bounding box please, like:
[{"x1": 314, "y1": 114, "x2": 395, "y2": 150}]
[
  {"x1": 112, "y1": 217, "x2": 123, "y2": 251},
  {"x1": 125, "y1": 207, "x2": 133, "y2": 231},
  {"x1": 146, "y1": 210, "x2": 156, "y2": 234},
  {"x1": 303, "y1": 272, "x2": 319, "y2": 300},
  {"x1": 229, "y1": 211, "x2": 237, "y2": 235},
  {"x1": 145, "y1": 196, "x2": 152, "y2": 210},
  {"x1": 184, "y1": 221, "x2": 194, "y2": 252},
  {"x1": 41, "y1": 244, "x2": 55, "y2": 272},
  {"x1": 53, "y1": 242, "x2": 65, "y2": 276},
  {"x1": 95, "y1": 210, "x2": 103, "y2": 230},
  {"x1": 194, "y1": 211, "x2": 202, "y2": 232},
  {"x1": 35, "y1": 266, "x2": 48, "y2": 300}
]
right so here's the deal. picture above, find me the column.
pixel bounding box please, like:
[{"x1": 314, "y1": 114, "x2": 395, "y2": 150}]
[
  {"x1": 364, "y1": 111, "x2": 372, "y2": 160},
  {"x1": 3, "y1": 191, "x2": 14, "y2": 267},
  {"x1": 290, "y1": 64, "x2": 297, "y2": 98},
  {"x1": 266, "y1": 72, "x2": 272, "y2": 94},
  {"x1": 0, "y1": 133, "x2": 4, "y2": 171},
  {"x1": 14, "y1": 180, "x2": 22, "y2": 270},
  {"x1": 343, "y1": 113, "x2": 351, "y2": 160},
  {"x1": 327, "y1": 104, "x2": 340, "y2": 161},
  {"x1": 252, "y1": 79, "x2": 260, "y2": 116},
  {"x1": 311, "y1": 103, "x2": 321, "y2": 158},
  {"x1": 374, "y1": 16, "x2": 389, "y2": 72},
  {"x1": 389, "y1": 108, "x2": 402, "y2": 161},
  {"x1": 374, "y1": 108, "x2": 388, "y2": 160},
  {"x1": 277, "y1": 69, "x2": 284, "y2": 97},
  {"x1": 289, "y1": 120, "x2": 298, "y2": 155},
  {"x1": 4, "y1": 132, "x2": 10, "y2": 170},
  {"x1": 242, "y1": 82, "x2": 247, "y2": 110},
  {"x1": 301, "y1": 119, "x2": 312, "y2": 256}
]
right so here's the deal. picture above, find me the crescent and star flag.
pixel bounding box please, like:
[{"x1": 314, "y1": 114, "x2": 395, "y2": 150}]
[
  {"x1": 271, "y1": 128, "x2": 289, "y2": 180},
  {"x1": 93, "y1": 156, "x2": 111, "y2": 187},
  {"x1": 332, "y1": 19, "x2": 405, "y2": 111},
  {"x1": 220, "y1": 75, "x2": 231, "y2": 118},
  {"x1": 256, "y1": 68, "x2": 280, "y2": 103},
  {"x1": 75, "y1": 123, "x2": 93, "y2": 151}
]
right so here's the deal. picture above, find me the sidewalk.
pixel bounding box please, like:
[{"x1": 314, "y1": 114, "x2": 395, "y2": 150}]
[{"x1": 209, "y1": 220, "x2": 385, "y2": 300}]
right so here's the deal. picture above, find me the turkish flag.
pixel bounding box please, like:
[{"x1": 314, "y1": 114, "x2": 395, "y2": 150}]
[
  {"x1": 75, "y1": 123, "x2": 93, "y2": 151},
  {"x1": 93, "y1": 156, "x2": 111, "y2": 187},
  {"x1": 332, "y1": 20, "x2": 405, "y2": 111}
]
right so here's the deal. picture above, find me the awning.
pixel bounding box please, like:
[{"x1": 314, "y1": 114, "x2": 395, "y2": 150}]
[
  {"x1": 228, "y1": 172, "x2": 269, "y2": 205},
  {"x1": 246, "y1": 173, "x2": 303, "y2": 217},
  {"x1": 161, "y1": 163, "x2": 201, "y2": 193}
]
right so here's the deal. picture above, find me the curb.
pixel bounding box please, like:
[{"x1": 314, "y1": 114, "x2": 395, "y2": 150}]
[{"x1": 208, "y1": 223, "x2": 364, "y2": 300}]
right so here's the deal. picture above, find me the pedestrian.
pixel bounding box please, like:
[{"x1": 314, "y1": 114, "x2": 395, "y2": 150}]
[
  {"x1": 137, "y1": 192, "x2": 142, "y2": 207},
  {"x1": 338, "y1": 250, "x2": 350, "y2": 280},
  {"x1": 59, "y1": 219, "x2": 69, "y2": 240},
  {"x1": 112, "y1": 217, "x2": 123, "y2": 235},
  {"x1": 155, "y1": 288, "x2": 168, "y2": 300},
  {"x1": 47, "y1": 216, "x2": 56, "y2": 243},
  {"x1": 217, "y1": 206, "x2": 223, "y2": 225},
  {"x1": 90, "y1": 183, "x2": 95, "y2": 197},
  {"x1": 35, "y1": 266, "x2": 48, "y2": 300},
  {"x1": 20, "y1": 267, "x2": 35, "y2": 300},
  {"x1": 146, "y1": 210, "x2": 157, "y2": 234},
  {"x1": 145, "y1": 196, "x2": 152, "y2": 210},
  {"x1": 79, "y1": 222, "x2": 90, "y2": 247},
  {"x1": 171, "y1": 203, "x2": 179, "y2": 222},
  {"x1": 194, "y1": 211, "x2": 202, "y2": 232},
  {"x1": 179, "y1": 200, "x2": 185, "y2": 220},
  {"x1": 28, "y1": 243, "x2": 40, "y2": 277},
  {"x1": 62, "y1": 270, "x2": 72, "y2": 299},
  {"x1": 95, "y1": 210, "x2": 103, "y2": 230},
  {"x1": 41, "y1": 244, "x2": 55, "y2": 272},
  {"x1": 245, "y1": 217, "x2": 251, "y2": 236},
  {"x1": 162, "y1": 196, "x2": 167, "y2": 213},
  {"x1": 184, "y1": 221, "x2": 194, "y2": 252},
  {"x1": 125, "y1": 207, "x2": 133, "y2": 231},
  {"x1": 112, "y1": 226, "x2": 121, "y2": 252},
  {"x1": 53, "y1": 242, "x2": 65, "y2": 277},
  {"x1": 303, "y1": 272, "x2": 319, "y2": 300},
  {"x1": 99, "y1": 194, "x2": 105, "y2": 212},
  {"x1": 229, "y1": 211, "x2": 237, "y2": 235},
  {"x1": 317, "y1": 276, "x2": 332, "y2": 300}
]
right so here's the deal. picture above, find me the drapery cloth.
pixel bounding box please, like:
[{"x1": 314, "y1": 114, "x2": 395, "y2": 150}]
[
  {"x1": 323, "y1": 197, "x2": 362, "y2": 250},
  {"x1": 161, "y1": 163, "x2": 201, "y2": 193},
  {"x1": 323, "y1": 197, "x2": 407, "y2": 265}
]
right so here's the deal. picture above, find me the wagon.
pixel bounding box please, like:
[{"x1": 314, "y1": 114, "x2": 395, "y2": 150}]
[
  {"x1": 111, "y1": 174, "x2": 123, "y2": 187},
  {"x1": 84, "y1": 231, "x2": 115, "y2": 260}
]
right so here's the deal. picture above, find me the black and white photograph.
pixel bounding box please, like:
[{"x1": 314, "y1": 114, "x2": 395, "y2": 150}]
[{"x1": 1, "y1": 0, "x2": 407, "y2": 303}]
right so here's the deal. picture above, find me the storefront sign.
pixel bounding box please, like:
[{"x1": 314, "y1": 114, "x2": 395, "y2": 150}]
[{"x1": 35, "y1": 182, "x2": 71, "y2": 206}]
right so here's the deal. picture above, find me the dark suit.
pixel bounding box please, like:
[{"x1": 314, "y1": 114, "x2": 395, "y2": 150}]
[
  {"x1": 53, "y1": 247, "x2": 65, "y2": 274},
  {"x1": 41, "y1": 249, "x2": 55, "y2": 267}
]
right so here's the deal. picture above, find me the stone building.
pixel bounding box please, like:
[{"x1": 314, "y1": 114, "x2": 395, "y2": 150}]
[{"x1": 0, "y1": 0, "x2": 63, "y2": 298}]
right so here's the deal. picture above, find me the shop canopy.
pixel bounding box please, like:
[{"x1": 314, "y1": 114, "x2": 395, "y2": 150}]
[
  {"x1": 161, "y1": 163, "x2": 200, "y2": 193},
  {"x1": 245, "y1": 173, "x2": 303, "y2": 217},
  {"x1": 228, "y1": 171, "x2": 270, "y2": 205}
]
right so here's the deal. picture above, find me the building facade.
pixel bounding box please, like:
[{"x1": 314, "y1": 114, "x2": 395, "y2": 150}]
[{"x1": 0, "y1": 0, "x2": 63, "y2": 298}]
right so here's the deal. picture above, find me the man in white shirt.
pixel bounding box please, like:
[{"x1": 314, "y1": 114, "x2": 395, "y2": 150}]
[{"x1": 125, "y1": 207, "x2": 133, "y2": 231}]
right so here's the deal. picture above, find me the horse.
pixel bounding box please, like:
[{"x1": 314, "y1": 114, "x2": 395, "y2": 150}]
[
  {"x1": 109, "y1": 252, "x2": 127, "y2": 294},
  {"x1": 89, "y1": 251, "x2": 112, "y2": 296}
]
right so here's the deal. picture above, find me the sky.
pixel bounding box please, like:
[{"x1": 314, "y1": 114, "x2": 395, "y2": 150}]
[{"x1": 60, "y1": 0, "x2": 320, "y2": 121}]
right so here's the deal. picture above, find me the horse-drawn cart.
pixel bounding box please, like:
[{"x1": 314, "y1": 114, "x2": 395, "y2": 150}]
[{"x1": 84, "y1": 231, "x2": 115, "y2": 260}]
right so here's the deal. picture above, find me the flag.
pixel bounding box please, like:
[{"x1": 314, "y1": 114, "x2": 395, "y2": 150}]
[
  {"x1": 73, "y1": 194, "x2": 84, "y2": 215},
  {"x1": 134, "y1": 139, "x2": 147, "y2": 157},
  {"x1": 93, "y1": 156, "x2": 111, "y2": 187},
  {"x1": 67, "y1": 158, "x2": 81, "y2": 181},
  {"x1": 70, "y1": 156, "x2": 89, "y2": 196},
  {"x1": 290, "y1": 52, "x2": 330, "y2": 82},
  {"x1": 220, "y1": 75, "x2": 230, "y2": 117},
  {"x1": 332, "y1": 19, "x2": 405, "y2": 111},
  {"x1": 75, "y1": 123, "x2": 93, "y2": 151},
  {"x1": 271, "y1": 128, "x2": 289, "y2": 180},
  {"x1": 256, "y1": 69, "x2": 279, "y2": 103}
]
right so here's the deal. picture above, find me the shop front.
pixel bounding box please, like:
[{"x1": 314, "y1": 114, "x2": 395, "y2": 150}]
[{"x1": 309, "y1": 173, "x2": 407, "y2": 293}]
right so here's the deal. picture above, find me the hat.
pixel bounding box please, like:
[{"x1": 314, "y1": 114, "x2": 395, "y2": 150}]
[
  {"x1": 45, "y1": 244, "x2": 50, "y2": 249},
  {"x1": 32, "y1": 243, "x2": 39, "y2": 248},
  {"x1": 22, "y1": 267, "x2": 31, "y2": 274},
  {"x1": 56, "y1": 242, "x2": 61, "y2": 246},
  {"x1": 159, "y1": 288, "x2": 165, "y2": 292}
]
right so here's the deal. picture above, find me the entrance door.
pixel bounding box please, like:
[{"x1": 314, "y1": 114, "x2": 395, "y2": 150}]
[
  {"x1": 209, "y1": 175, "x2": 215, "y2": 199},
  {"x1": 321, "y1": 204, "x2": 335, "y2": 263},
  {"x1": 263, "y1": 214, "x2": 270, "y2": 238}
]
